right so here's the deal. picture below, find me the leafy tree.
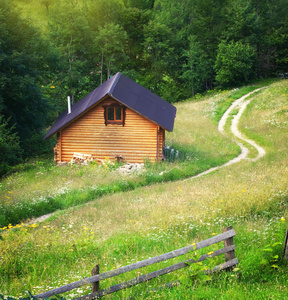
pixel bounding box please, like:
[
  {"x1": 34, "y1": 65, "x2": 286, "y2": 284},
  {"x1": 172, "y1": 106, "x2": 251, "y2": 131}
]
[
  {"x1": 152, "y1": 0, "x2": 195, "y2": 100},
  {"x1": 142, "y1": 20, "x2": 172, "y2": 93},
  {"x1": 96, "y1": 23, "x2": 128, "y2": 83},
  {"x1": 214, "y1": 40, "x2": 256, "y2": 87},
  {"x1": 222, "y1": 0, "x2": 260, "y2": 45},
  {"x1": 182, "y1": 36, "x2": 212, "y2": 97},
  {"x1": 87, "y1": 0, "x2": 122, "y2": 31},
  {"x1": 123, "y1": 0, "x2": 155, "y2": 10},
  {"x1": 119, "y1": 7, "x2": 151, "y2": 70},
  {"x1": 41, "y1": 0, "x2": 54, "y2": 14},
  {"x1": 48, "y1": 0, "x2": 94, "y2": 106},
  {"x1": 0, "y1": 116, "x2": 22, "y2": 176},
  {"x1": 0, "y1": 0, "x2": 53, "y2": 155}
]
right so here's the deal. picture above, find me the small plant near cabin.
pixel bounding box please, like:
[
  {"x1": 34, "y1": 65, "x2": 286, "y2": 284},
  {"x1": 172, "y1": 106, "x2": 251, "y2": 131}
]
[{"x1": 101, "y1": 157, "x2": 123, "y2": 171}]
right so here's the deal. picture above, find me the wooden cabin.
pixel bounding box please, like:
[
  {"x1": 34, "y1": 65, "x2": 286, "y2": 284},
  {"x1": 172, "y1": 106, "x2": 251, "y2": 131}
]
[{"x1": 44, "y1": 72, "x2": 177, "y2": 164}]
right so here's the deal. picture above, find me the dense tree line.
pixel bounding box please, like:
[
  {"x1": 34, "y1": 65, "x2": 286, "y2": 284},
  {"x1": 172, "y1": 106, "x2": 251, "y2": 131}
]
[{"x1": 1, "y1": 0, "x2": 288, "y2": 174}]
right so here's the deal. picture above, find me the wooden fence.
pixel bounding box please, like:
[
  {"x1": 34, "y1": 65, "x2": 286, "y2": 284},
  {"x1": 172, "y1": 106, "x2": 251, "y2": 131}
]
[{"x1": 35, "y1": 226, "x2": 238, "y2": 299}]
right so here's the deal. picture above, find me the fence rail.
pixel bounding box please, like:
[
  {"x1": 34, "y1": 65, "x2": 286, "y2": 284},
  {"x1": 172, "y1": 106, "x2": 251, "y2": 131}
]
[{"x1": 35, "y1": 226, "x2": 238, "y2": 299}]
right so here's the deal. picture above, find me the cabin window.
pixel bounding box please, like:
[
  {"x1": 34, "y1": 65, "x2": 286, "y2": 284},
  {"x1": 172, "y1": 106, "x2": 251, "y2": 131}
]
[
  {"x1": 107, "y1": 107, "x2": 122, "y2": 121},
  {"x1": 103, "y1": 103, "x2": 126, "y2": 126}
]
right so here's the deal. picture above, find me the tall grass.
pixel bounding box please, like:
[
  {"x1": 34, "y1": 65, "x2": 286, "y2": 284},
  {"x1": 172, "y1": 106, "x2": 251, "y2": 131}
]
[
  {"x1": 1, "y1": 79, "x2": 288, "y2": 298},
  {"x1": 0, "y1": 86, "x2": 244, "y2": 227}
]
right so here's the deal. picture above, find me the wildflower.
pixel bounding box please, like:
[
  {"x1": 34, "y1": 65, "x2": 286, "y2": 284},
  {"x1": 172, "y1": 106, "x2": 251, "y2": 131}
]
[
  {"x1": 208, "y1": 251, "x2": 213, "y2": 255},
  {"x1": 8, "y1": 191, "x2": 12, "y2": 193},
  {"x1": 212, "y1": 233, "x2": 216, "y2": 236},
  {"x1": 50, "y1": 86, "x2": 55, "y2": 88},
  {"x1": 281, "y1": 217, "x2": 285, "y2": 222},
  {"x1": 5, "y1": 196, "x2": 10, "y2": 199}
]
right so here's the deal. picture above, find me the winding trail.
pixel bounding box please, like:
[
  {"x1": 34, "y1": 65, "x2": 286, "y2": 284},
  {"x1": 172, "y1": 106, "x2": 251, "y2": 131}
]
[{"x1": 187, "y1": 87, "x2": 266, "y2": 180}]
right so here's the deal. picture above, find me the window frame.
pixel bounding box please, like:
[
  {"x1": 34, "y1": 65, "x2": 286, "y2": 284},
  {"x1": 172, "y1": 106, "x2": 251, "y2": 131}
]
[{"x1": 103, "y1": 103, "x2": 126, "y2": 126}]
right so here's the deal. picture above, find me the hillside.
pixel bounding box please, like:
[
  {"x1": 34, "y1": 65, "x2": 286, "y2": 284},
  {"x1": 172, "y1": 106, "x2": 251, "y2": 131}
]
[
  {"x1": 1, "y1": 80, "x2": 288, "y2": 299},
  {"x1": 2, "y1": 0, "x2": 288, "y2": 179}
]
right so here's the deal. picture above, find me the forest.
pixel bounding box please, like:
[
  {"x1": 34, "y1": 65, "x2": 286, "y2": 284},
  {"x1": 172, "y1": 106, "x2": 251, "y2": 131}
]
[{"x1": 1, "y1": 0, "x2": 288, "y2": 175}]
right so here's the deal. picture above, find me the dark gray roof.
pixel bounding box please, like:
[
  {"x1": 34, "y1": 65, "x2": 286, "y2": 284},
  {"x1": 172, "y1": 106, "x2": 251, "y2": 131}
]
[{"x1": 44, "y1": 72, "x2": 177, "y2": 139}]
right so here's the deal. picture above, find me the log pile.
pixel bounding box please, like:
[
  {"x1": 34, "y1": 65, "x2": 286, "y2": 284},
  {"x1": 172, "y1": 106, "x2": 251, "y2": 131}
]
[{"x1": 71, "y1": 152, "x2": 93, "y2": 165}]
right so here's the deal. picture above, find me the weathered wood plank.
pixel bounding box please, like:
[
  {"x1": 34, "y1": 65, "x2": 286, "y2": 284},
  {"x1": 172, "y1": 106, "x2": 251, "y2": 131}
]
[
  {"x1": 74, "y1": 246, "x2": 237, "y2": 299},
  {"x1": 91, "y1": 264, "x2": 100, "y2": 293},
  {"x1": 35, "y1": 230, "x2": 235, "y2": 298},
  {"x1": 223, "y1": 226, "x2": 235, "y2": 262},
  {"x1": 207, "y1": 258, "x2": 239, "y2": 274},
  {"x1": 283, "y1": 226, "x2": 288, "y2": 260}
]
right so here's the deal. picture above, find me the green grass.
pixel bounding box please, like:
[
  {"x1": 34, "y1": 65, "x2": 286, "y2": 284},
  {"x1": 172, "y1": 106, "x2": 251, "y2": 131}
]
[
  {"x1": 0, "y1": 88, "x2": 243, "y2": 227},
  {"x1": 1, "y1": 79, "x2": 288, "y2": 299}
]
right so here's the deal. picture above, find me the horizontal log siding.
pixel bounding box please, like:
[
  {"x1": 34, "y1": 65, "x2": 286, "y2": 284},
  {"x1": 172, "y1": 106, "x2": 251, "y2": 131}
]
[
  {"x1": 54, "y1": 133, "x2": 61, "y2": 163},
  {"x1": 157, "y1": 127, "x2": 165, "y2": 161},
  {"x1": 58, "y1": 98, "x2": 160, "y2": 163}
]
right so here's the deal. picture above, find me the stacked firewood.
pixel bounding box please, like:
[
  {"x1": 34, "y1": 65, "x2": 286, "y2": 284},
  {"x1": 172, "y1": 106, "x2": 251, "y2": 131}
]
[{"x1": 71, "y1": 152, "x2": 93, "y2": 165}]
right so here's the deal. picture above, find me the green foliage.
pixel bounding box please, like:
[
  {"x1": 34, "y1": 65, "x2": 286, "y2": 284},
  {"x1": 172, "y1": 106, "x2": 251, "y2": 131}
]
[
  {"x1": 214, "y1": 40, "x2": 256, "y2": 87},
  {"x1": 180, "y1": 252, "x2": 213, "y2": 285},
  {"x1": 181, "y1": 35, "x2": 212, "y2": 97},
  {"x1": 0, "y1": 116, "x2": 22, "y2": 176},
  {"x1": 96, "y1": 23, "x2": 128, "y2": 81},
  {"x1": 0, "y1": 0, "x2": 57, "y2": 167},
  {"x1": 260, "y1": 219, "x2": 287, "y2": 269}
]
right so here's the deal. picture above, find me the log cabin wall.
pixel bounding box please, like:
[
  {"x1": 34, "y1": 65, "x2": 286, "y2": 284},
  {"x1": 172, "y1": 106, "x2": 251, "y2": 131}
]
[
  {"x1": 157, "y1": 127, "x2": 165, "y2": 161},
  {"x1": 55, "y1": 97, "x2": 164, "y2": 163}
]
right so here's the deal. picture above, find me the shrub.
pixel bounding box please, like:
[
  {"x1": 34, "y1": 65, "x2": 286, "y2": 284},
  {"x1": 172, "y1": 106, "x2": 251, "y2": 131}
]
[
  {"x1": 0, "y1": 116, "x2": 22, "y2": 176},
  {"x1": 214, "y1": 41, "x2": 256, "y2": 88}
]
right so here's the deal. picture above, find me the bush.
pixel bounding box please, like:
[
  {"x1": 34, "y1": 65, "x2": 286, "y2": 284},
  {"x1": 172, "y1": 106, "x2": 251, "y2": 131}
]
[
  {"x1": 214, "y1": 41, "x2": 256, "y2": 88},
  {"x1": 0, "y1": 116, "x2": 22, "y2": 176}
]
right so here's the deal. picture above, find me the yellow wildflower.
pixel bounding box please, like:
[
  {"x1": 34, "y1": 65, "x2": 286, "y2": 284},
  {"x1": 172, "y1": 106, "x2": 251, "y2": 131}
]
[
  {"x1": 281, "y1": 217, "x2": 285, "y2": 222},
  {"x1": 50, "y1": 86, "x2": 55, "y2": 89}
]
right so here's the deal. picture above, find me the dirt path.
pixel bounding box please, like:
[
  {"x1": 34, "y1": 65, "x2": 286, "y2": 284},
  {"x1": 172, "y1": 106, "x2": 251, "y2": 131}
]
[{"x1": 187, "y1": 87, "x2": 266, "y2": 180}]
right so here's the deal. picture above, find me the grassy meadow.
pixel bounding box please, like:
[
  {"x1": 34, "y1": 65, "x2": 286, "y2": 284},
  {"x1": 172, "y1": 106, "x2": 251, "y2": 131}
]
[
  {"x1": 0, "y1": 88, "x2": 246, "y2": 227},
  {"x1": 1, "y1": 79, "x2": 288, "y2": 299}
]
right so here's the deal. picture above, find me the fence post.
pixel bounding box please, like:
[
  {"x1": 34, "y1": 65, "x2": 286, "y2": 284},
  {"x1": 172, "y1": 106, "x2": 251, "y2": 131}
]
[
  {"x1": 223, "y1": 226, "x2": 235, "y2": 263},
  {"x1": 91, "y1": 264, "x2": 100, "y2": 293},
  {"x1": 283, "y1": 227, "x2": 288, "y2": 260}
]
